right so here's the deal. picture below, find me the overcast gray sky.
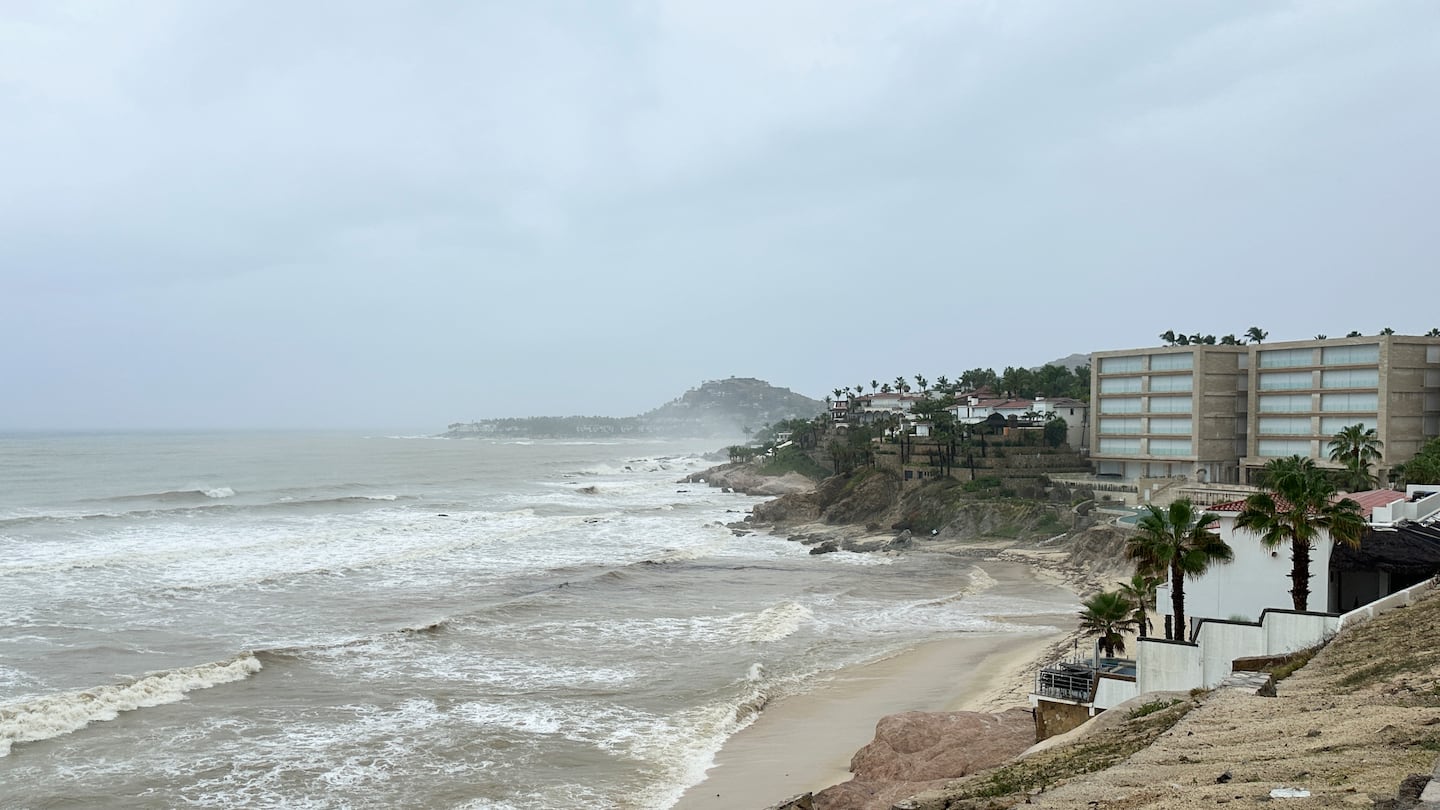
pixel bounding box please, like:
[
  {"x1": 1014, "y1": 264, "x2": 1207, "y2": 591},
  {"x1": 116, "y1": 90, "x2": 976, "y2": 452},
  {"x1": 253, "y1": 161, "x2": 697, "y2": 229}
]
[{"x1": 4, "y1": 1, "x2": 1438, "y2": 430}]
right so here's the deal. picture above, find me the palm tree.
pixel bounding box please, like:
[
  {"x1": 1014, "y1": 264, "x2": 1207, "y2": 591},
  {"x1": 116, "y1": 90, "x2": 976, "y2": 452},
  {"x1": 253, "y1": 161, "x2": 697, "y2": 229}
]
[
  {"x1": 1346, "y1": 330, "x2": 1362, "y2": 338},
  {"x1": 894, "y1": 376, "x2": 907, "y2": 393},
  {"x1": 880, "y1": 383, "x2": 893, "y2": 394},
  {"x1": 1159, "y1": 330, "x2": 1178, "y2": 346},
  {"x1": 832, "y1": 388, "x2": 844, "y2": 401},
  {"x1": 1117, "y1": 572, "x2": 1160, "y2": 639},
  {"x1": 1235, "y1": 456, "x2": 1367, "y2": 612},
  {"x1": 1427, "y1": 328, "x2": 1440, "y2": 338},
  {"x1": 1245, "y1": 326, "x2": 1268, "y2": 344},
  {"x1": 870, "y1": 379, "x2": 880, "y2": 393},
  {"x1": 1314, "y1": 334, "x2": 1328, "y2": 340},
  {"x1": 1078, "y1": 590, "x2": 1138, "y2": 658},
  {"x1": 1380, "y1": 327, "x2": 1395, "y2": 335},
  {"x1": 914, "y1": 374, "x2": 929, "y2": 393},
  {"x1": 1220, "y1": 334, "x2": 1240, "y2": 345},
  {"x1": 1127, "y1": 499, "x2": 1233, "y2": 641},
  {"x1": 1327, "y1": 423, "x2": 1383, "y2": 491}
]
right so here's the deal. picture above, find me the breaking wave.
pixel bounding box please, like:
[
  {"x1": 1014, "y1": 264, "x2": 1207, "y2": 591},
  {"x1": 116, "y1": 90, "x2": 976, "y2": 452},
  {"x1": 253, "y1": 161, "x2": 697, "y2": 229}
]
[{"x1": 0, "y1": 654, "x2": 263, "y2": 756}]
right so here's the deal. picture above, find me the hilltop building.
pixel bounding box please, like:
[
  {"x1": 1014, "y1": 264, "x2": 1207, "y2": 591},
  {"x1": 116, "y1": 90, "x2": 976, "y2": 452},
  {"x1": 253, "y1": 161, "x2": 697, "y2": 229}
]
[{"x1": 1090, "y1": 334, "x2": 1440, "y2": 486}]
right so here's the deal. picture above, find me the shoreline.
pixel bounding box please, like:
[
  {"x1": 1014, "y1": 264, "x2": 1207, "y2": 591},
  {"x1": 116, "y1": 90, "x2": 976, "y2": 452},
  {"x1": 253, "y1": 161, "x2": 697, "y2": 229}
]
[{"x1": 670, "y1": 558, "x2": 1079, "y2": 810}]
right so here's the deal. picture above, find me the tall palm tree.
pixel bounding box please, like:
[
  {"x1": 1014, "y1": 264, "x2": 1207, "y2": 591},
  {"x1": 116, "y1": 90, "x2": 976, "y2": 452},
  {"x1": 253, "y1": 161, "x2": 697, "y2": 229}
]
[
  {"x1": 1127, "y1": 499, "x2": 1232, "y2": 641},
  {"x1": 1245, "y1": 326, "x2": 1268, "y2": 344},
  {"x1": 1078, "y1": 590, "x2": 1138, "y2": 658},
  {"x1": 1327, "y1": 423, "x2": 1383, "y2": 491},
  {"x1": 1235, "y1": 456, "x2": 1367, "y2": 612},
  {"x1": 1117, "y1": 572, "x2": 1160, "y2": 639}
]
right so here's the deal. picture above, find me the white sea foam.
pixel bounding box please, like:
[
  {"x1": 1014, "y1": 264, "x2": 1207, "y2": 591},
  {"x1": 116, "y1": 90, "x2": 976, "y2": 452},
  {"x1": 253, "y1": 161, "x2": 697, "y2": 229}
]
[
  {"x1": 742, "y1": 602, "x2": 813, "y2": 643},
  {"x1": 201, "y1": 487, "x2": 235, "y2": 499},
  {"x1": 0, "y1": 653, "x2": 262, "y2": 756}
]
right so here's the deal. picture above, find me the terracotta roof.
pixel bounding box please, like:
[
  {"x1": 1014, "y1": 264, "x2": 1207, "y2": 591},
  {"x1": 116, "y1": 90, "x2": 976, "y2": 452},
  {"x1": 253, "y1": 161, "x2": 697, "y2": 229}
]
[{"x1": 1210, "y1": 489, "x2": 1406, "y2": 520}]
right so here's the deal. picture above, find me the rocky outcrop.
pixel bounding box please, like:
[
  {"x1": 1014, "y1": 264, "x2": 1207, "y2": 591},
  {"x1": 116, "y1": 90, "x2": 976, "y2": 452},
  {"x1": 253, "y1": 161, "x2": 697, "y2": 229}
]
[
  {"x1": 813, "y1": 709, "x2": 1036, "y2": 810},
  {"x1": 685, "y1": 463, "x2": 818, "y2": 497}
]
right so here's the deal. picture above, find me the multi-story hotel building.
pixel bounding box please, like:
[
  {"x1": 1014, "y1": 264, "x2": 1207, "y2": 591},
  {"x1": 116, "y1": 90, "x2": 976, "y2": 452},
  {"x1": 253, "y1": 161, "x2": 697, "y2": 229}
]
[{"x1": 1091, "y1": 335, "x2": 1440, "y2": 485}]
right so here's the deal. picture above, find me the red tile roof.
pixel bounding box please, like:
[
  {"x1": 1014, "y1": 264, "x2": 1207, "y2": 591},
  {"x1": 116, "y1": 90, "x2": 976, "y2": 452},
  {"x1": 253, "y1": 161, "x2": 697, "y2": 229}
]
[{"x1": 1210, "y1": 489, "x2": 1405, "y2": 520}]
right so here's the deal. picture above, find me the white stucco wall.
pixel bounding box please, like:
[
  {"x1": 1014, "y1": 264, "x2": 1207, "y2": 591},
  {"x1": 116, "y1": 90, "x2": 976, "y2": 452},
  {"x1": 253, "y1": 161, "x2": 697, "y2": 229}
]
[
  {"x1": 1093, "y1": 676, "x2": 1139, "y2": 710},
  {"x1": 1134, "y1": 640, "x2": 1201, "y2": 693},
  {"x1": 1157, "y1": 514, "x2": 1336, "y2": 633}
]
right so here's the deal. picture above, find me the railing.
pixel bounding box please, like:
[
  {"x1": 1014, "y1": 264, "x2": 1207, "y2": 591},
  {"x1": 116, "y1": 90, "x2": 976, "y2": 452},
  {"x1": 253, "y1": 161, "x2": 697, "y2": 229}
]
[{"x1": 1034, "y1": 663, "x2": 1097, "y2": 702}]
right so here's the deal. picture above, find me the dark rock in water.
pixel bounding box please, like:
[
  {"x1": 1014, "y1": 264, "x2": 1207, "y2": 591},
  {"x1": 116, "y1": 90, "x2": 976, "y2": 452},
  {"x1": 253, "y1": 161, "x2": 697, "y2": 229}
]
[
  {"x1": 809, "y1": 540, "x2": 840, "y2": 555},
  {"x1": 578, "y1": 485, "x2": 600, "y2": 494}
]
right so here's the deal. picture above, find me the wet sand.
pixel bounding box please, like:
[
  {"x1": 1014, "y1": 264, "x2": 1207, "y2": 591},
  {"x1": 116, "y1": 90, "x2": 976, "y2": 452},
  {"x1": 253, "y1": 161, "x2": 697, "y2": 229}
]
[{"x1": 672, "y1": 562, "x2": 1075, "y2": 810}]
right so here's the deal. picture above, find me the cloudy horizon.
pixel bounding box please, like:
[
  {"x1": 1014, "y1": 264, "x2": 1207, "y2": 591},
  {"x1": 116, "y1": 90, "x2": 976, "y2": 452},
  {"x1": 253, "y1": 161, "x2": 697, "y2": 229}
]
[{"x1": 5, "y1": 2, "x2": 1438, "y2": 431}]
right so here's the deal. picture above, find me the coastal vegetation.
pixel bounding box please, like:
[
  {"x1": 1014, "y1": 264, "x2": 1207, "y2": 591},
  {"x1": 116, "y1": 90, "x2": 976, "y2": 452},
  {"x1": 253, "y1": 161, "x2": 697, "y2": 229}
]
[
  {"x1": 1395, "y1": 436, "x2": 1440, "y2": 485},
  {"x1": 1327, "y1": 422, "x2": 1383, "y2": 491},
  {"x1": 1126, "y1": 499, "x2": 1232, "y2": 641},
  {"x1": 1235, "y1": 456, "x2": 1365, "y2": 612},
  {"x1": 1077, "y1": 591, "x2": 1136, "y2": 657}
]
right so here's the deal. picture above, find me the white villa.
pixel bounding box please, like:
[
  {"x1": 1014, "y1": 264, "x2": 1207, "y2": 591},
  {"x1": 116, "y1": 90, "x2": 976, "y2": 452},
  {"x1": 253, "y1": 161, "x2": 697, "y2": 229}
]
[{"x1": 1031, "y1": 485, "x2": 1440, "y2": 738}]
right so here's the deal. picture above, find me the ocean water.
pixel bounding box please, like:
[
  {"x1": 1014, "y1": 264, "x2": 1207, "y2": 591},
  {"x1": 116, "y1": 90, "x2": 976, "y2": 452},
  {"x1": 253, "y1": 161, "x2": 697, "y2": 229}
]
[{"x1": 0, "y1": 432, "x2": 1071, "y2": 809}]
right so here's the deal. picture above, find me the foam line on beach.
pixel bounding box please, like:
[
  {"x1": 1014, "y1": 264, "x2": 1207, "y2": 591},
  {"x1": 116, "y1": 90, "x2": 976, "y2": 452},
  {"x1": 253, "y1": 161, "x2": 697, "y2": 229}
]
[{"x1": 0, "y1": 653, "x2": 263, "y2": 756}]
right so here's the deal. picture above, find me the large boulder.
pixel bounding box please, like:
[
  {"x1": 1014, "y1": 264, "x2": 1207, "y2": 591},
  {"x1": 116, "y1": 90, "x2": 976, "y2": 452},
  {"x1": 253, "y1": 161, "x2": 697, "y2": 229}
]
[{"x1": 814, "y1": 708, "x2": 1035, "y2": 810}]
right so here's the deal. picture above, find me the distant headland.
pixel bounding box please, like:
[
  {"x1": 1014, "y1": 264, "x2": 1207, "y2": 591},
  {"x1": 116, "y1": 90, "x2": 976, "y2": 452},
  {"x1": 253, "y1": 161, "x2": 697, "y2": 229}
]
[{"x1": 440, "y1": 377, "x2": 825, "y2": 439}]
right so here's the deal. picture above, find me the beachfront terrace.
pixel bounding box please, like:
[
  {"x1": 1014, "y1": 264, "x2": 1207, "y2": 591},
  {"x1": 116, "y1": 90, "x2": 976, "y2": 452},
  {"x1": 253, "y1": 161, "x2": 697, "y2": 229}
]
[{"x1": 1033, "y1": 657, "x2": 1137, "y2": 703}]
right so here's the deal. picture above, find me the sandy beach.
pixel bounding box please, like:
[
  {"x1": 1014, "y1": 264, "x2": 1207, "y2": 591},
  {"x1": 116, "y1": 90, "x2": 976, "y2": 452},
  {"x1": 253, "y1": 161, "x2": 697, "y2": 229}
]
[{"x1": 671, "y1": 560, "x2": 1078, "y2": 810}]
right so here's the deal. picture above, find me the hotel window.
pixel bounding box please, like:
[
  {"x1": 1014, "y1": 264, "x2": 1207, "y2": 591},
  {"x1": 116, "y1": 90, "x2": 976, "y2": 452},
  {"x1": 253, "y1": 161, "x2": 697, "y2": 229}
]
[
  {"x1": 1320, "y1": 416, "x2": 1377, "y2": 435},
  {"x1": 1148, "y1": 353, "x2": 1194, "y2": 371},
  {"x1": 1100, "y1": 356, "x2": 1143, "y2": 373},
  {"x1": 1149, "y1": 396, "x2": 1192, "y2": 413},
  {"x1": 1148, "y1": 418, "x2": 1192, "y2": 435},
  {"x1": 1258, "y1": 394, "x2": 1311, "y2": 413},
  {"x1": 1099, "y1": 397, "x2": 1141, "y2": 414},
  {"x1": 1321, "y1": 369, "x2": 1379, "y2": 389},
  {"x1": 1148, "y1": 375, "x2": 1193, "y2": 393},
  {"x1": 1148, "y1": 438, "x2": 1192, "y2": 456},
  {"x1": 1259, "y1": 348, "x2": 1314, "y2": 368},
  {"x1": 1099, "y1": 418, "x2": 1141, "y2": 435},
  {"x1": 1426, "y1": 369, "x2": 1440, "y2": 387},
  {"x1": 1321, "y1": 393, "x2": 1379, "y2": 412},
  {"x1": 1257, "y1": 439, "x2": 1312, "y2": 457},
  {"x1": 1322, "y1": 344, "x2": 1379, "y2": 365},
  {"x1": 1098, "y1": 438, "x2": 1140, "y2": 454},
  {"x1": 1259, "y1": 371, "x2": 1312, "y2": 391},
  {"x1": 1429, "y1": 346, "x2": 1440, "y2": 363},
  {"x1": 1258, "y1": 417, "x2": 1311, "y2": 435},
  {"x1": 1100, "y1": 377, "x2": 1142, "y2": 394}
]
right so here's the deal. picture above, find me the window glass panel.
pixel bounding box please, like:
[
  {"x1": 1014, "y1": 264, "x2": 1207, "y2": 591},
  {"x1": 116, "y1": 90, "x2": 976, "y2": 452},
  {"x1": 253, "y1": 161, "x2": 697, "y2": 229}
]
[
  {"x1": 1258, "y1": 417, "x2": 1311, "y2": 435},
  {"x1": 1322, "y1": 344, "x2": 1379, "y2": 365},
  {"x1": 1429, "y1": 346, "x2": 1440, "y2": 363},
  {"x1": 1148, "y1": 396, "x2": 1192, "y2": 413},
  {"x1": 1258, "y1": 394, "x2": 1311, "y2": 413},
  {"x1": 1259, "y1": 348, "x2": 1314, "y2": 368},
  {"x1": 1426, "y1": 369, "x2": 1440, "y2": 387},
  {"x1": 1320, "y1": 417, "x2": 1377, "y2": 435},
  {"x1": 1099, "y1": 418, "x2": 1141, "y2": 435},
  {"x1": 1259, "y1": 371, "x2": 1312, "y2": 390},
  {"x1": 1148, "y1": 438, "x2": 1192, "y2": 456},
  {"x1": 1098, "y1": 438, "x2": 1140, "y2": 454},
  {"x1": 1099, "y1": 397, "x2": 1141, "y2": 414},
  {"x1": 1320, "y1": 393, "x2": 1379, "y2": 412},
  {"x1": 1149, "y1": 353, "x2": 1194, "y2": 371},
  {"x1": 1099, "y1": 356, "x2": 1142, "y2": 373},
  {"x1": 1257, "y1": 439, "x2": 1312, "y2": 457},
  {"x1": 1148, "y1": 418, "x2": 1192, "y2": 435},
  {"x1": 1099, "y1": 377, "x2": 1142, "y2": 394},
  {"x1": 1321, "y1": 369, "x2": 1379, "y2": 388},
  {"x1": 1148, "y1": 375, "x2": 1193, "y2": 393}
]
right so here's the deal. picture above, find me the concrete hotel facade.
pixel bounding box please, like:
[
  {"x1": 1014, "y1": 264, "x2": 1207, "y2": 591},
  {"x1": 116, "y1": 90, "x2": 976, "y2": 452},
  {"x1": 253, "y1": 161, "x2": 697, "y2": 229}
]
[{"x1": 1091, "y1": 335, "x2": 1440, "y2": 485}]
